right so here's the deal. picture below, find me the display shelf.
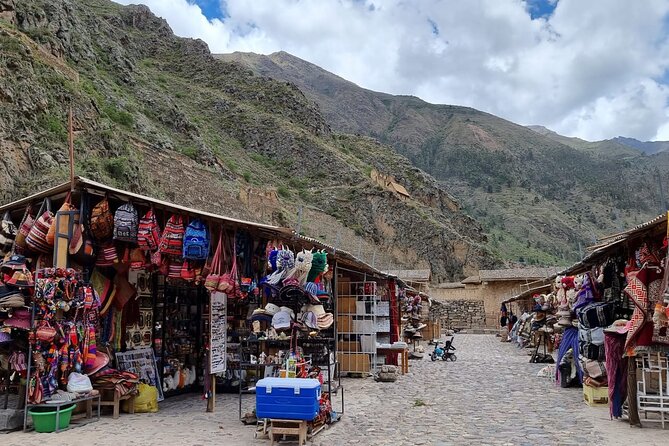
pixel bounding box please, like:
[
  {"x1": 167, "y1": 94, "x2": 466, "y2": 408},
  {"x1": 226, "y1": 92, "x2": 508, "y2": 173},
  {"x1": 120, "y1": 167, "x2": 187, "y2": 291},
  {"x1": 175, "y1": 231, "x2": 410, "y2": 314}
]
[
  {"x1": 337, "y1": 281, "x2": 381, "y2": 374},
  {"x1": 155, "y1": 281, "x2": 207, "y2": 395},
  {"x1": 236, "y1": 335, "x2": 338, "y2": 421}
]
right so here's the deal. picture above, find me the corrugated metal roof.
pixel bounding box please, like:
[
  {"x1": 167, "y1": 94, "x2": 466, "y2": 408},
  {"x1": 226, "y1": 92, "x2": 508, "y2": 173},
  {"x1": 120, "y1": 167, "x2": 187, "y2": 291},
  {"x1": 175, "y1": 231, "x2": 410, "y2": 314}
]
[
  {"x1": 502, "y1": 283, "x2": 552, "y2": 304},
  {"x1": 0, "y1": 177, "x2": 283, "y2": 233},
  {"x1": 479, "y1": 267, "x2": 563, "y2": 281},
  {"x1": 0, "y1": 178, "x2": 397, "y2": 281},
  {"x1": 559, "y1": 213, "x2": 667, "y2": 276},
  {"x1": 382, "y1": 269, "x2": 431, "y2": 281}
]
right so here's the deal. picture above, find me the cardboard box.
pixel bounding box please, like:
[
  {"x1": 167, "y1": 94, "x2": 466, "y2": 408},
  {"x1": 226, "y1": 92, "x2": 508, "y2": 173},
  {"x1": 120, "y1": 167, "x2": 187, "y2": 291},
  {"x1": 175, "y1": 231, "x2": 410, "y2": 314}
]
[
  {"x1": 337, "y1": 279, "x2": 352, "y2": 296},
  {"x1": 337, "y1": 315, "x2": 352, "y2": 333},
  {"x1": 337, "y1": 352, "x2": 371, "y2": 373},
  {"x1": 338, "y1": 297, "x2": 357, "y2": 314},
  {"x1": 337, "y1": 340, "x2": 360, "y2": 352}
]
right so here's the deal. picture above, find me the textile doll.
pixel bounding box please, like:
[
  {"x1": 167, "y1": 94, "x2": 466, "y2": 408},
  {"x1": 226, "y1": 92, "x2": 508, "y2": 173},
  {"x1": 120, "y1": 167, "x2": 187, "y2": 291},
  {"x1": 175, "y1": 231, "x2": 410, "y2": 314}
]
[{"x1": 555, "y1": 276, "x2": 567, "y2": 307}]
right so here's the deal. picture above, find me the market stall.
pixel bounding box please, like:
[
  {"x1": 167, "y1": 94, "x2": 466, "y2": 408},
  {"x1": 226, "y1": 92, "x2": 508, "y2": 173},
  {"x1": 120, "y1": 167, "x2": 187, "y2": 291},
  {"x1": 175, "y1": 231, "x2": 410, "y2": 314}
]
[
  {"x1": 502, "y1": 212, "x2": 669, "y2": 428},
  {"x1": 0, "y1": 177, "x2": 407, "y2": 439}
]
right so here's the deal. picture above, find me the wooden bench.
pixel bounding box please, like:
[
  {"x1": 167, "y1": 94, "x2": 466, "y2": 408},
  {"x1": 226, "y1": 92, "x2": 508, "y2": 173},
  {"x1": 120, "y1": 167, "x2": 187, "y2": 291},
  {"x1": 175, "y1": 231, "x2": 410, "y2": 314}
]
[
  {"x1": 96, "y1": 390, "x2": 136, "y2": 419},
  {"x1": 269, "y1": 419, "x2": 307, "y2": 446}
]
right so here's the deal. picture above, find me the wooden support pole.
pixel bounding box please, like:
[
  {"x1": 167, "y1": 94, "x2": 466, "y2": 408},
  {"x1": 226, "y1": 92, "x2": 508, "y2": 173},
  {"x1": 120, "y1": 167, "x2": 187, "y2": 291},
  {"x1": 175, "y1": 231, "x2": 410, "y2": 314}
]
[{"x1": 68, "y1": 106, "x2": 75, "y2": 191}]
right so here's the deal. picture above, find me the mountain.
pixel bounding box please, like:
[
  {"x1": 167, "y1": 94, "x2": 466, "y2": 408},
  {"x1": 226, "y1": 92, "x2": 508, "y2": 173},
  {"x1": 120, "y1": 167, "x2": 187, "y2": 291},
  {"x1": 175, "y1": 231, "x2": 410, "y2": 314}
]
[
  {"x1": 529, "y1": 126, "x2": 669, "y2": 157},
  {"x1": 220, "y1": 51, "x2": 669, "y2": 265},
  {"x1": 612, "y1": 137, "x2": 669, "y2": 155},
  {"x1": 527, "y1": 125, "x2": 643, "y2": 158},
  {"x1": 0, "y1": 0, "x2": 496, "y2": 282}
]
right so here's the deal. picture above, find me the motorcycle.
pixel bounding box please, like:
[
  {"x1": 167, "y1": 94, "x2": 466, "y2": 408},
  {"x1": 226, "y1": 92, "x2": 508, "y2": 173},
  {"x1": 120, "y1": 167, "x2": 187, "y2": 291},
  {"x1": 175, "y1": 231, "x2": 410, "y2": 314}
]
[{"x1": 430, "y1": 336, "x2": 457, "y2": 361}]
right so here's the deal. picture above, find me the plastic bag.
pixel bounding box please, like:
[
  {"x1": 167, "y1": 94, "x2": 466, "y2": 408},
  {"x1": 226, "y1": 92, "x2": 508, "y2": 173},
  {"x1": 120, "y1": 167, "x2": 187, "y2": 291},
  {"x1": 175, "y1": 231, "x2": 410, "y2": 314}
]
[{"x1": 124, "y1": 382, "x2": 159, "y2": 413}]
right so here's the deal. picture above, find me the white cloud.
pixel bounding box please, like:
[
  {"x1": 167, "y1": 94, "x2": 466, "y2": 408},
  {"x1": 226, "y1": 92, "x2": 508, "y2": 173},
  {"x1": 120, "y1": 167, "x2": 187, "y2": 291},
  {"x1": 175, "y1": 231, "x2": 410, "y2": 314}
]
[{"x1": 114, "y1": 0, "x2": 669, "y2": 141}]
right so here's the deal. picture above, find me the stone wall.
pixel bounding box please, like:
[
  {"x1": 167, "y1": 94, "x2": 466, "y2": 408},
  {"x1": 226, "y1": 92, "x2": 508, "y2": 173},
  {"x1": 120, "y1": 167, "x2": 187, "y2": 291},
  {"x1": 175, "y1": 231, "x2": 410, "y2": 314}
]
[{"x1": 430, "y1": 299, "x2": 487, "y2": 330}]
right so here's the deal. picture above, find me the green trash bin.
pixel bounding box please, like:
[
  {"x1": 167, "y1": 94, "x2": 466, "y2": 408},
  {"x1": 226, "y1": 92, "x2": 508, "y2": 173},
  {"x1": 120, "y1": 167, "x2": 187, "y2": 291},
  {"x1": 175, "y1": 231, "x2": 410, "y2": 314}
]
[{"x1": 28, "y1": 403, "x2": 76, "y2": 433}]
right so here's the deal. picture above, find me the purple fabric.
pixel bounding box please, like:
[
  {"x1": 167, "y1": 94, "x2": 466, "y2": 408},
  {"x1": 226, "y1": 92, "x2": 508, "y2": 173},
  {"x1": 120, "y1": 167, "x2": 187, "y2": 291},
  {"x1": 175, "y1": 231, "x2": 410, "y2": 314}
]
[
  {"x1": 574, "y1": 274, "x2": 595, "y2": 310},
  {"x1": 604, "y1": 331, "x2": 628, "y2": 419},
  {"x1": 556, "y1": 326, "x2": 583, "y2": 383}
]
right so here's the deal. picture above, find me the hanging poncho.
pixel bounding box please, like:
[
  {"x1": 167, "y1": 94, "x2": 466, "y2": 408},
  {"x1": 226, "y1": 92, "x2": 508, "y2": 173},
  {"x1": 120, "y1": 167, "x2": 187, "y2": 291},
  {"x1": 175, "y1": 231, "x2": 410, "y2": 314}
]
[
  {"x1": 604, "y1": 331, "x2": 628, "y2": 419},
  {"x1": 555, "y1": 326, "x2": 582, "y2": 384}
]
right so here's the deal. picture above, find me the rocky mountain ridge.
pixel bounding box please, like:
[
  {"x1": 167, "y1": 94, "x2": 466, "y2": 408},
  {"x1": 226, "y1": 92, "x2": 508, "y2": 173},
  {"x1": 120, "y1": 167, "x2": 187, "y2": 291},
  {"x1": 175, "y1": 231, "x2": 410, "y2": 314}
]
[
  {"x1": 220, "y1": 51, "x2": 669, "y2": 265},
  {"x1": 0, "y1": 0, "x2": 495, "y2": 281}
]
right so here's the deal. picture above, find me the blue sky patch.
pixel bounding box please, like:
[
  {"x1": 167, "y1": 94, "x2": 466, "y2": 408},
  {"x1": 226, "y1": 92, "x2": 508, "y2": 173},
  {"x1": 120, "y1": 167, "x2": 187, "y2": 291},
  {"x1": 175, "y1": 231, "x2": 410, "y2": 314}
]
[
  {"x1": 190, "y1": 0, "x2": 224, "y2": 20},
  {"x1": 526, "y1": 0, "x2": 558, "y2": 20}
]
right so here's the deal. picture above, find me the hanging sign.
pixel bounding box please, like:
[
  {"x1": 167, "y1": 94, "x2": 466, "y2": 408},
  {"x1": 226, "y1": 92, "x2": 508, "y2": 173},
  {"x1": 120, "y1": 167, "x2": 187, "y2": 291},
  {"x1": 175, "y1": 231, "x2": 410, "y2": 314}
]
[{"x1": 209, "y1": 291, "x2": 227, "y2": 374}]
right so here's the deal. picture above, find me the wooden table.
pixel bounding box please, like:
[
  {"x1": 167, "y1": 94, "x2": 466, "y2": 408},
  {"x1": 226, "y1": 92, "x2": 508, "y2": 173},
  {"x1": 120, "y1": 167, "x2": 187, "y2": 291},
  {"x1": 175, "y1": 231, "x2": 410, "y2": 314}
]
[
  {"x1": 376, "y1": 346, "x2": 409, "y2": 374},
  {"x1": 269, "y1": 419, "x2": 307, "y2": 446},
  {"x1": 96, "y1": 390, "x2": 136, "y2": 419}
]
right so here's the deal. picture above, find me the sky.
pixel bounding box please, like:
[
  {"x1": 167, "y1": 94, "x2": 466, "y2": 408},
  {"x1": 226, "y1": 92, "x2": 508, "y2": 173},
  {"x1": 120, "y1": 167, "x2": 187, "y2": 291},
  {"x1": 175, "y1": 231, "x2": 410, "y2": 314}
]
[{"x1": 114, "y1": 0, "x2": 669, "y2": 141}]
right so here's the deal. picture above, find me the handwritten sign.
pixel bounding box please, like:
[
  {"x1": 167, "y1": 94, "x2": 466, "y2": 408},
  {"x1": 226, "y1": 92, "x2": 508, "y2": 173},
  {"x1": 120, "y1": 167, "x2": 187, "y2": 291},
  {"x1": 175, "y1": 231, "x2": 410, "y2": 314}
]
[
  {"x1": 116, "y1": 347, "x2": 164, "y2": 401},
  {"x1": 209, "y1": 291, "x2": 227, "y2": 374}
]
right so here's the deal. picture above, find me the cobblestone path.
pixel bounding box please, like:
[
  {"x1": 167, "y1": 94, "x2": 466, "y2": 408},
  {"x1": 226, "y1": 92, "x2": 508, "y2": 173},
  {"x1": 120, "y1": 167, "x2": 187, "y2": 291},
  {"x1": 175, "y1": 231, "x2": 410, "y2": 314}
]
[{"x1": 6, "y1": 335, "x2": 667, "y2": 445}]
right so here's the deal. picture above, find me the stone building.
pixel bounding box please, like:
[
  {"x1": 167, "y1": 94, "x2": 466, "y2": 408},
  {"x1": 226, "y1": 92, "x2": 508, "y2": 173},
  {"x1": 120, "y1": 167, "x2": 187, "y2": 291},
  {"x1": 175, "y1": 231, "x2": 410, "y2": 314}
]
[{"x1": 431, "y1": 267, "x2": 561, "y2": 328}]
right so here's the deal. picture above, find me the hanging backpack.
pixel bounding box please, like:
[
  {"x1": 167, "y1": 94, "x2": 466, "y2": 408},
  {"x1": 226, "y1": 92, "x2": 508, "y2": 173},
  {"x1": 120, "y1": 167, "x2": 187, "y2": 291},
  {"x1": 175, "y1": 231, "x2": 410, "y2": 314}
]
[
  {"x1": 26, "y1": 198, "x2": 54, "y2": 253},
  {"x1": 158, "y1": 215, "x2": 184, "y2": 256},
  {"x1": 69, "y1": 193, "x2": 96, "y2": 266},
  {"x1": 13, "y1": 205, "x2": 33, "y2": 255},
  {"x1": 90, "y1": 196, "x2": 114, "y2": 241},
  {"x1": 0, "y1": 211, "x2": 16, "y2": 256},
  {"x1": 113, "y1": 202, "x2": 139, "y2": 243},
  {"x1": 182, "y1": 219, "x2": 209, "y2": 260},
  {"x1": 137, "y1": 208, "x2": 161, "y2": 251}
]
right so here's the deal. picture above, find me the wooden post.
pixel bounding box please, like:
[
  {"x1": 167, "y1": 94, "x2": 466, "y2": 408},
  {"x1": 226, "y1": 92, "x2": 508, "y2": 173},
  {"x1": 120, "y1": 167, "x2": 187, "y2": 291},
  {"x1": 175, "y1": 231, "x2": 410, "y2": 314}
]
[
  {"x1": 53, "y1": 107, "x2": 77, "y2": 268},
  {"x1": 68, "y1": 106, "x2": 75, "y2": 191},
  {"x1": 206, "y1": 373, "x2": 215, "y2": 412}
]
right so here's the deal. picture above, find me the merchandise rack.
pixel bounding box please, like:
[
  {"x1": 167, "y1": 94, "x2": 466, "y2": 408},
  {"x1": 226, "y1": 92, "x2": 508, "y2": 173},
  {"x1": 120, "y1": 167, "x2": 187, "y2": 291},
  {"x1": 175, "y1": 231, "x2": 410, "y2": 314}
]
[
  {"x1": 337, "y1": 281, "x2": 389, "y2": 374},
  {"x1": 236, "y1": 336, "x2": 342, "y2": 421}
]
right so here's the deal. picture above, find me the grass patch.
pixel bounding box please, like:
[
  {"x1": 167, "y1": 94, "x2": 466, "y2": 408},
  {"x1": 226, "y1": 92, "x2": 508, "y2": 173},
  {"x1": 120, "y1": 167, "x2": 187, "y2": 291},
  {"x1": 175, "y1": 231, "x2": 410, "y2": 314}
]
[
  {"x1": 277, "y1": 186, "x2": 291, "y2": 198},
  {"x1": 225, "y1": 159, "x2": 239, "y2": 173},
  {"x1": 250, "y1": 153, "x2": 276, "y2": 168},
  {"x1": 243, "y1": 171, "x2": 251, "y2": 182},
  {"x1": 180, "y1": 146, "x2": 198, "y2": 160},
  {"x1": 413, "y1": 399, "x2": 426, "y2": 407},
  {"x1": 103, "y1": 156, "x2": 131, "y2": 181},
  {"x1": 40, "y1": 113, "x2": 67, "y2": 141},
  {"x1": 103, "y1": 105, "x2": 134, "y2": 128}
]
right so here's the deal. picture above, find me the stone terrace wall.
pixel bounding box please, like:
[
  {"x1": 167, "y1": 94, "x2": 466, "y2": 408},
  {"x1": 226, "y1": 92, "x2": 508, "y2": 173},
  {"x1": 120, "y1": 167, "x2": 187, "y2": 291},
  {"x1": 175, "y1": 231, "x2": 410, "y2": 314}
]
[{"x1": 430, "y1": 299, "x2": 487, "y2": 329}]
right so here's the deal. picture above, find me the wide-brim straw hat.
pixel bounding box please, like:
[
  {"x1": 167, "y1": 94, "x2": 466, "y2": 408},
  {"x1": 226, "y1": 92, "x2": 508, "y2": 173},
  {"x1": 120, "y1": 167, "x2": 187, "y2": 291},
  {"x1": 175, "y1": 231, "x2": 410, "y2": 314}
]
[
  {"x1": 317, "y1": 313, "x2": 333, "y2": 329},
  {"x1": 85, "y1": 352, "x2": 110, "y2": 376}
]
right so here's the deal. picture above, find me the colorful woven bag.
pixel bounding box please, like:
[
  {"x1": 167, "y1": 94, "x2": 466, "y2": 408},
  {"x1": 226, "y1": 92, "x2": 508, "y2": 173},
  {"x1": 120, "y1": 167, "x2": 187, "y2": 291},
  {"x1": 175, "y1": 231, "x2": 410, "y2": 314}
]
[
  {"x1": 218, "y1": 234, "x2": 238, "y2": 295},
  {"x1": 158, "y1": 215, "x2": 184, "y2": 256},
  {"x1": 96, "y1": 242, "x2": 118, "y2": 267},
  {"x1": 26, "y1": 198, "x2": 54, "y2": 253},
  {"x1": 204, "y1": 231, "x2": 222, "y2": 292},
  {"x1": 113, "y1": 202, "x2": 139, "y2": 243},
  {"x1": 137, "y1": 208, "x2": 161, "y2": 251},
  {"x1": 90, "y1": 196, "x2": 114, "y2": 241},
  {"x1": 46, "y1": 192, "x2": 75, "y2": 246},
  {"x1": 69, "y1": 194, "x2": 96, "y2": 266}
]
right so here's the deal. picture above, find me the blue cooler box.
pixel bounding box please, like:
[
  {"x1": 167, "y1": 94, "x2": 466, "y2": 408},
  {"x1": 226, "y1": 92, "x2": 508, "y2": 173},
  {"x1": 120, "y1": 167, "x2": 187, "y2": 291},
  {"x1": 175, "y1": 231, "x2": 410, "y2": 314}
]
[{"x1": 256, "y1": 378, "x2": 321, "y2": 421}]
